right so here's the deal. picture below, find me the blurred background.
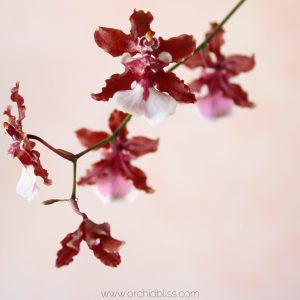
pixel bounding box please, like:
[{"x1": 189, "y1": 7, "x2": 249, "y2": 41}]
[{"x1": 0, "y1": 0, "x2": 300, "y2": 299}]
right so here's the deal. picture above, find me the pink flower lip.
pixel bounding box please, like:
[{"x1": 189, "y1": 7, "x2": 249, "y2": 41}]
[{"x1": 196, "y1": 92, "x2": 234, "y2": 119}]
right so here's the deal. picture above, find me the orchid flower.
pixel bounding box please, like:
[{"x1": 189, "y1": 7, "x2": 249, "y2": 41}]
[
  {"x1": 3, "y1": 83, "x2": 52, "y2": 200},
  {"x1": 185, "y1": 23, "x2": 255, "y2": 119},
  {"x1": 92, "y1": 10, "x2": 196, "y2": 124},
  {"x1": 56, "y1": 214, "x2": 124, "y2": 268},
  {"x1": 76, "y1": 110, "x2": 158, "y2": 203}
]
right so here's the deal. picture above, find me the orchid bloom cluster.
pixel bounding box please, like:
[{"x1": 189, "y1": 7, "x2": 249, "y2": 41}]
[{"x1": 3, "y1": 1, "x2": 255, "y2": 268}]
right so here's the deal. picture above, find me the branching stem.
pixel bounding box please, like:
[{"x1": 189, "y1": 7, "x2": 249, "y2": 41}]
[{"x1": 27, "y1": 0, "x2": 247, "y2": 203}]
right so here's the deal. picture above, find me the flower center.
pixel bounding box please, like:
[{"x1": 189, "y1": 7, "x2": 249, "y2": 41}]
[{"x1": 139, "y1": 31, "x2": 159, "y2": 52}]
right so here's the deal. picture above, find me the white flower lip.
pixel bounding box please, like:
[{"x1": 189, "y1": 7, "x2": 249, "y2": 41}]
[
  {"x1": 16, "y1": 166, "x2": 39, "y2": 201},
  {"x1": 113, "y1": 84, "x2": 177, "y2": 125}
]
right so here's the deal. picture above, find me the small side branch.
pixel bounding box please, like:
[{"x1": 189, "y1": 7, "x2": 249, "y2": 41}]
[{"x1": 27, "y1": 134, "x2": 76, "y2": 161}]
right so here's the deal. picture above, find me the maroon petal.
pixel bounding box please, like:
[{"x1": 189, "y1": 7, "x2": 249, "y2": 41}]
[
  {"x1": 206, "y1": 22, "x2": 225, "y2": 57},
  {"x1": 221, "y1": 81, "x2": 255, "y2": 108},
  {"x1": 155, "y1": 35, "x2": 196, "y2": 62},
  {"x1": 94, "y1": 27, "x2": 137, "y2": 57},
  {"x1": 10, "y1": 82, "x2": 26, "y2": 123},
  {"x1": 121, "y1": 161, "x2": 154, "y2": 193},
  {"x1": 223, "y1": 55, "x2": 255, "y2": 75},
  {"x1": 78, "y1": 159, "x2": 111, "y2": 186},
  {"x1": 83, "y1": 219, "x2": 123, "y2": 268},
  {"x1": 101, "y1": 235, "x2": 124, "y2": 252},
  {"x1": 3, "y1": 120, "x2": 20, "y2": 140},
  {"x1": 184, "y1": 50, "x2": 214, "y2": 69},
  {"x1": 184, "y1": 52, "x2": 204, "y2": 69},
  {"x1": 124, "y1": 136, "x2": 159, "y2": 157},
  {"x1": 155, "y1": 71, "x2": 196, "y2": 103},
  {"x1": 8, "y1": 141, "x2": 32, "y2": 165},
  {"x1": 130, "y1": 10, "x2": 154, "y2": 38},
  {"x1": 91, "y1": 246, "x2": 122, "y2": 267},
  {"x1": 11, "y1": 82, "x2": 24, "y2": 105},
  {"x1": 22, "y1": 139, "x2": 52, "y2": 185},
  {"x1": 56, "y1": 228, "x2": 84, "y2": 268},
  {"x1": 84, "y1": 220, "x2": 111, "y2": 236},
  {"x1": 109, "y1": 109, "x2": 129, "y2": 139},
  {"x1": 76, "y1": 128, "x2": 110, "y2": 149},
  {"x1": 189, "y1": 78, "x2": 205, "y2": 93},
  {"x1": 32, "y1": 155, "x2": 52, "y2": 185},
  {"x1": 91, "y1": 71, "x2": 135, "y2": 101}
]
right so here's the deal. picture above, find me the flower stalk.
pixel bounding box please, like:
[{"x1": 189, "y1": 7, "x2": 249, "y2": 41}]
[
  {"x1": 75, "y1": 113, "x2": 132, "y2": 159},
  {"x1": 71, "y1": 160, "x2": 77, "y2": 199},
  {"x1": 27, "y1": 134, "x2": 76, "y2": 161},
  {"x1": 26, "y1": 0, "x2": 247, "y2": 204}
]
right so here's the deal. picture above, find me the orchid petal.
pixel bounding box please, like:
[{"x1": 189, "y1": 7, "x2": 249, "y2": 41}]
[
  {"x1": 16, "y1": 166, "x2": 39, "y2": 201},
  {"x1": 108, "y1": 109, "x2": 129, "y2": 139},
  {"x1": 156, "y1": 72, "x2": 196, "y2": 103},
  {"x1": 113, "y1": 84, "x2": 177, "y2": 125},
  {"x1": 92, "y1": 71, "x2": 135, "y2": 101},
  {"x1": 196, "y1": 92, "x2": 234, "y2": 119},
  {"x1": 155, "y1": 35, "x2": 196, "y2": 62},
  {"x1": 223, "y1": 55, "x2": 255, "y2": 75},
  {"x1": 130, "y1": 10, "x2": 154, "y2": 38},
  {"x1": 94, "y1": 27, "x2": 137, "y2": 57},
  {"x1": 206, "y1": 23, "x2": 225, "y2": 57},
  {"x1": 76, "y1": 129, "x2": 109, "y2": 149},
  {"x1": 94, "y1": 173, "x2": 135, "y2": 204}
]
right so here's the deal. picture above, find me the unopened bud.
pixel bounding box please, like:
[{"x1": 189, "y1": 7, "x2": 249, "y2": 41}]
[{"x1": 42, "y1": 199, "x2": 68, "y2": 205}]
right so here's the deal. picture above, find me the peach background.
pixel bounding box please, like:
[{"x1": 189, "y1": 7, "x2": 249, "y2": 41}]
[{"x1": 1, "y1": 0, "x2": 300, "y2": 299}]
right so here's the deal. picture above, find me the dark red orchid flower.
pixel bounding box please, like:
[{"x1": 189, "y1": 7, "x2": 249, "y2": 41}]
[
  {"x1": 185, "y1": 23, "x2": 255, "y2": 119},
  {"x1": 76, "y1": 110, "x2": 159, "y2": 202},
  {"x1": 56, "y1": 215, "x2": 124, "y2": 268},
  {"x1": 92, "y1": 10, "x2": 196, "y2": 124},
  {"x1": 3, "y1": 83, "x2": 52, "y2": 200}
]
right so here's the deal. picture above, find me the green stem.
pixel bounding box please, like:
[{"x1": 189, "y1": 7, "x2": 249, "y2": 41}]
[
  {"x1": 167, "y1": 0, "x2": 247, "y2": 72},
  {"x1": 71, "y1": 160, "x2": 77, "y2": 199},
  {"x1": 75, "y1": 114, "x2": 132, "y2": 159}
]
